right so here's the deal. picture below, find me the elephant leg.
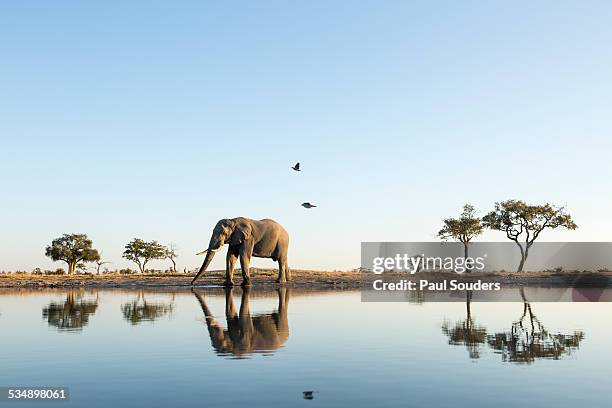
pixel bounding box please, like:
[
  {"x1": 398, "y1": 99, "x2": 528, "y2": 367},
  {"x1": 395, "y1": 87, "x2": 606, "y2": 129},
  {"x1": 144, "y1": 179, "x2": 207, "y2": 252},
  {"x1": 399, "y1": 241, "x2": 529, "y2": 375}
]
[
  {"x1": 285, "y1": 259, "x2": 291, "y2": 282},
  {"x1": 239, "y1": 286, "x2": 251, "y2": 317},
  {"x1": 278, "y1": 287, "x2": 289, "y2": 313},
  {"x1": 276, "y1": 255, "x2": 288, "y2": 283},
  {"x1": 277, "y1": 287, "x2": 289, "y2": 335},
  {"x1": 225, "y1": 248, "x2": 238, "y2": 286},
  {"x1": 224, "y1": 287, "x2": 236, "y2": 318},
  {"x1": 238, "y1": 287, "x2": 254, "y2": 341},
  {"x1": 239, "y1": 247, "x2": 252, "y2": 287}
]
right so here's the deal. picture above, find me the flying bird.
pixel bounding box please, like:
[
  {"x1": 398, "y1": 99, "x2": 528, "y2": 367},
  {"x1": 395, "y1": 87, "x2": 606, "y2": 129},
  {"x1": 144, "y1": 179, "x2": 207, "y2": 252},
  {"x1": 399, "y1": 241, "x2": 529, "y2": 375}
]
[
  {"x1": 291, "y1": 162, "x2": 301, "y2": 171},
  {"x1": 301, "y1": 202, "x2": 317, "y2": 209},
  {"x1": 302, "y1": 391, "x2": 317, "y2": 400}
]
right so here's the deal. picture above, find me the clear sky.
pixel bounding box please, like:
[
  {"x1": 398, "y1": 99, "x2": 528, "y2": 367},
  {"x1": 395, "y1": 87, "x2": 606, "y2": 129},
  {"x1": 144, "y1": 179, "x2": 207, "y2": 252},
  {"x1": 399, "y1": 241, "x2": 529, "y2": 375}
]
[{"x1": 1, "y1": 1, "x2": 611, "y2": 272}]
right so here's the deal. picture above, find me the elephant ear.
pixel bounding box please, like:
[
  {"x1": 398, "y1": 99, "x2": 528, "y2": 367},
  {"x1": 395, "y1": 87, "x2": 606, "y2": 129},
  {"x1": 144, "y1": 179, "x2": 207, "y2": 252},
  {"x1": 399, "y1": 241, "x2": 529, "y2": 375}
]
[{"x1": 230, "y1": 223, "x2": 253, "y2": 245}]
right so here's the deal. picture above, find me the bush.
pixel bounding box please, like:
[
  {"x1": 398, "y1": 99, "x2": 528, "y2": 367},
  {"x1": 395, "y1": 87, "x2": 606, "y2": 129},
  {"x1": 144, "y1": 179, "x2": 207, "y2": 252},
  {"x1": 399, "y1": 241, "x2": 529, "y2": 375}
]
[{"x1": 45, "y1": 268, "x2": 66, "y2": 275}]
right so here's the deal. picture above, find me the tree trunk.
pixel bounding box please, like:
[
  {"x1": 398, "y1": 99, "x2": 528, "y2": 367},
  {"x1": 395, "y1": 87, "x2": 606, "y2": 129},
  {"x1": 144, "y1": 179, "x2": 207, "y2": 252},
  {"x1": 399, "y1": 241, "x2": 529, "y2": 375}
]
[
  {"x1": 515, "y1": 242, "x2": 526, "y2": 272},
  {"x1": 517, "y1": 257, "x2": 525, "y2": 272},
  {"x1": 466, "y1": 291, "x2": 472, "y2": 320},
  {"x1": 171, "y1": 259, "x2": 176, "y2": 273},
  {"x1": 463, "y1": 242, "x2": 470, "y2": 273},
  {"x1": 66, "y1": 261, "x2": 76, "y2": 274}
]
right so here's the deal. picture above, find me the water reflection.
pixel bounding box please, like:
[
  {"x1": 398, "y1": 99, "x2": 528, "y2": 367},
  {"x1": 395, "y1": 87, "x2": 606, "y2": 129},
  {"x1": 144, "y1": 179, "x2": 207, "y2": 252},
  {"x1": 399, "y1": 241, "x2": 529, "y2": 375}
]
[
  {"x1": 193, "y1": 287, "x2": 290, "y2": 358},
  {"x1": 441, "y1": 291, "x2": 487, "y2": 359},
  {"x1": 42, "y1": 290, "x2": 99, "y2": 331},
  {"x1": 121, "y1": 291, "x2": 174, "y2": 325},
  {"x1": 442, "y1": 288, "x2": 585, "y2": 363}
]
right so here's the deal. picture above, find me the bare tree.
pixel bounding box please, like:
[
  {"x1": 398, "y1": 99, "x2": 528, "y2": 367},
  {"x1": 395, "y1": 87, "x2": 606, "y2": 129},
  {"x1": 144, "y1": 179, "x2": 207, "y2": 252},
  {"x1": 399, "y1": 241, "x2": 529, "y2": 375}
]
[{"x1": 166, "y1": 243, "x2": 178, "y2": 273}]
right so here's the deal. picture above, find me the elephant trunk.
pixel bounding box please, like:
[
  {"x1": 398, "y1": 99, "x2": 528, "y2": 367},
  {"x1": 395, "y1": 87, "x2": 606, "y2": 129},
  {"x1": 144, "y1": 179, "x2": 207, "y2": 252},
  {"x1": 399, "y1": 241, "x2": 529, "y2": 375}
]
[{"x1": 191, "y1": 249, "x2": 216, "y2": 285}]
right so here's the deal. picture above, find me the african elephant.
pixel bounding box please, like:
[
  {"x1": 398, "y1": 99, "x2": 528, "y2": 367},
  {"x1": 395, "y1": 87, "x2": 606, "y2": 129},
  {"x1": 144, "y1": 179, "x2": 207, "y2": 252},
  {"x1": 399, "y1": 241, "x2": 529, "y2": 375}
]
[
  {"x1": 191, "y1": 217, "x2": 290, "y2": 286},
  {"x1": 192, "y1": 287, "x2": 290, "y2": 357}
]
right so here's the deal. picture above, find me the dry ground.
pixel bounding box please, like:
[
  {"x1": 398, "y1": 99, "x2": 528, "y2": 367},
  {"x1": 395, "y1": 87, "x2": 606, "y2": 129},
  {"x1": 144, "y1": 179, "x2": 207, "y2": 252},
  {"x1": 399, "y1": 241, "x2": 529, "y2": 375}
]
[{"x1": 1, "y1": 269, "x2": 611, "y2": 288}]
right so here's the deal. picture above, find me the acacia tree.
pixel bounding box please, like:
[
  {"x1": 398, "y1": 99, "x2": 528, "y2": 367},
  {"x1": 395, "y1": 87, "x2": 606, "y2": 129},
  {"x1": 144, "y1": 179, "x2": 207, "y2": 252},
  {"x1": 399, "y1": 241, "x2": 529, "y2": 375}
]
[
  {"x1": 122, "y1": 239, "x2": 167, "y2": 274},
  {"x1": 45, "y1": 234, "x2": 100, "y2": 274},
  {"x1": 438, "y1": 204, "x2": 483, "y2": 270},
  {"x1": 166, "y1": 243, "x2": 178, "y2": 273},
  {"x1": 482, "y1": 200, "x2": 577, "y2": 272}
]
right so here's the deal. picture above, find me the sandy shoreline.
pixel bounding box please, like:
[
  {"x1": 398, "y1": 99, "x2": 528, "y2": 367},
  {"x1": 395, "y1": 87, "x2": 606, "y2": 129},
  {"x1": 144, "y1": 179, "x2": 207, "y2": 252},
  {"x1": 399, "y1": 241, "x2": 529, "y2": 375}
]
[{"x1": 1, "y1": 269, "x2": 611, "y2": 289}]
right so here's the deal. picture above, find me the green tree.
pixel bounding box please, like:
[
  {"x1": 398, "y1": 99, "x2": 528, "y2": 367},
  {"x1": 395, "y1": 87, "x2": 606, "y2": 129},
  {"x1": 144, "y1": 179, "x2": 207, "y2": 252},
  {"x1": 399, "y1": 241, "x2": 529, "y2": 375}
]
[
  {"x1": 122, "y1": 239, "x2": 167, "y2": 273},
  {"x1": 438, "y1": 204, "x2": 483, "y2": 270},
  {"x1": 45, "y1": 234, "x2": 100, "y2": 274},
  {"x1": 482, "y1": 200, "x2": 577, "y2": 272}
]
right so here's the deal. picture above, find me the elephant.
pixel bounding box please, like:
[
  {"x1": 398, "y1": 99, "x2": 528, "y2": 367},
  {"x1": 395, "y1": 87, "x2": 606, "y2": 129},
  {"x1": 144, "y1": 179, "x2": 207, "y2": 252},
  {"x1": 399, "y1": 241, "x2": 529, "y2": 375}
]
[
  {"x1": 191, "y1": 217, "x2": 290, "y2": 286},
  {"x1": 192, "y1": 287, "x2": 290, "y2": 357}
]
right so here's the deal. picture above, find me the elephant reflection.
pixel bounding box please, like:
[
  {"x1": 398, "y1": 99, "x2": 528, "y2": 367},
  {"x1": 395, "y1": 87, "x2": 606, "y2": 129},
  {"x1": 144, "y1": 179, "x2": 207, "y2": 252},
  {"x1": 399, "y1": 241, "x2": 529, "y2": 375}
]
[
  {"x1": 42, "y1": 290, "x2": 99, "y2": 331},
  {"x1": 193, "y1": 287, "x2": 289, "y2": 357},
  {"x1": 442, "y1": 288, "x2": 584, "y2": 363},
  {"x1": 121, "y1": 291, "x2": 174, "y2": 325}
]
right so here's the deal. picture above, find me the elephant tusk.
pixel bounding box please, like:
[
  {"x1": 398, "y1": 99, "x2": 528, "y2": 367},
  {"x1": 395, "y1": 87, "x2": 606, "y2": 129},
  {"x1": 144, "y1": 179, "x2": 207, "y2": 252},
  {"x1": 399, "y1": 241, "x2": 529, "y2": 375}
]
[{"x1": 196, "y1": 247, "x2": 222, "y2": 255}]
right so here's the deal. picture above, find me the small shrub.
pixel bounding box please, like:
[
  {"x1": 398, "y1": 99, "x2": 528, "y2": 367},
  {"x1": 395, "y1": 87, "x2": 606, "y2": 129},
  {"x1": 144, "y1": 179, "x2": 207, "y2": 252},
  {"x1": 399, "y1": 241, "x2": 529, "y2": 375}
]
[{"x1": 45, "y1": 268, "x2": 66, "y2": 275}]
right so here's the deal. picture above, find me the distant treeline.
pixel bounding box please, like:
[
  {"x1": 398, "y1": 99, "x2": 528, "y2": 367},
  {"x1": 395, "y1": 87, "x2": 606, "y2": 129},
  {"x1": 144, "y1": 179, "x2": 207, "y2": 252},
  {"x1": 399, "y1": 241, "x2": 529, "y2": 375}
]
[
  {"x1": 2, "y1": 268, "x2": 197, "y2": 275},
  {"x1": 32, "y1": 235, "x2": 183, "y2": 275},
  {"x1": 3, "y1": 199, "x2": 578, "y2": 275}
]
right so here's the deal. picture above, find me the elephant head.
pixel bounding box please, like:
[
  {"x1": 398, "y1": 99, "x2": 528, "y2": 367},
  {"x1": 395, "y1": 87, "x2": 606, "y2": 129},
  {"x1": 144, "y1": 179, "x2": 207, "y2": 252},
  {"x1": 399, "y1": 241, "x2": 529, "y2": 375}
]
[{"x1": 191, "y1": 218, "x2": 253, "y2": 284}]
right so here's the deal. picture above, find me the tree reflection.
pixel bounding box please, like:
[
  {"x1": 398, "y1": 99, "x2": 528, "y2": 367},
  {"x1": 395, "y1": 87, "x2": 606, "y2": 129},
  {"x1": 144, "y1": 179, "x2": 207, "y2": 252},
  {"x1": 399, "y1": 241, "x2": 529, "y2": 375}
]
[
  {"x1": 121, "y1": 291, "x2": 174, "y2": 325},
  {"x1": 42, "y1": 290, "x2": 99, "y2": 331},
  {"x1": 442, "y1": 288, "x2": 584, "y2": 363},
  {"x1": 487, "y1": 288, "x2": 584, "y2": 363},
  {"x1": 441, "y1": 291, "x2": 487, "y2": 358},
  {"x1": 193, "y1": 287, "x2": 290, "y2": 358}
]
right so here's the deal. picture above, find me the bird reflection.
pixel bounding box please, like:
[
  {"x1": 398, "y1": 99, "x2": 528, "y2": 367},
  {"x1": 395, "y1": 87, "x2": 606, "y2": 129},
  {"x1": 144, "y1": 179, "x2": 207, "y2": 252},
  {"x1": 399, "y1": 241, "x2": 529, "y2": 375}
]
[
  {"x1": 443, "y1": 288, "x2": 584, "y2": 363},
  {"x1": 42, "y1": 290, "x2": 99, "y2": 331},
  {"x1": 121, "y1": 291, "x2": 174, "y2": 325},
  {"x1": 193, "y1": 287, "x2": 290, "y2": 358}
]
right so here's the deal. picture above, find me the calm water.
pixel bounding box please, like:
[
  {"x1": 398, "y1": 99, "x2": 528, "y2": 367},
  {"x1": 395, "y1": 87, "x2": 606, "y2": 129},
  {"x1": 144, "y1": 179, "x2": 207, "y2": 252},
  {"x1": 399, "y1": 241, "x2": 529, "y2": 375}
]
[{"x1": 0, "y1": 287, "x2": 611, "y2": 407}]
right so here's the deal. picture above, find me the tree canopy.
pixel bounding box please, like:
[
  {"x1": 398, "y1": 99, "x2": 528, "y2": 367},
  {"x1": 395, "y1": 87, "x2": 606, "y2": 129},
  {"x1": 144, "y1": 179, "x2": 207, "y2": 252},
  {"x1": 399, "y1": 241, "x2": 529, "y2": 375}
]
[
  {"x1": 482, "y1": 200, "x2": 577, "y2": 272},
  {"x1": 122, "y1": 238, "x2": 167, "y2": 273},
  {"x1": 45, "y1": 233, "x2": 100, "y2": 274},
  {"x1": 438, "y1": 204, "x2": 483, "y2": 245},
  {"x1": 438, "y1": 204, "x2": 483, "y2": 270}
]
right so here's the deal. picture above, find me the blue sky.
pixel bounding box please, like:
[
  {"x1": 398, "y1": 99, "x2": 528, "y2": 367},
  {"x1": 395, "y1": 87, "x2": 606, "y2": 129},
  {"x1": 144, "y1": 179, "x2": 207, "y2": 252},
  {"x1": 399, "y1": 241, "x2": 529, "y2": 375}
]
[{"x1": 1, "y1": 1, "x2": 611, "y2": 272}]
